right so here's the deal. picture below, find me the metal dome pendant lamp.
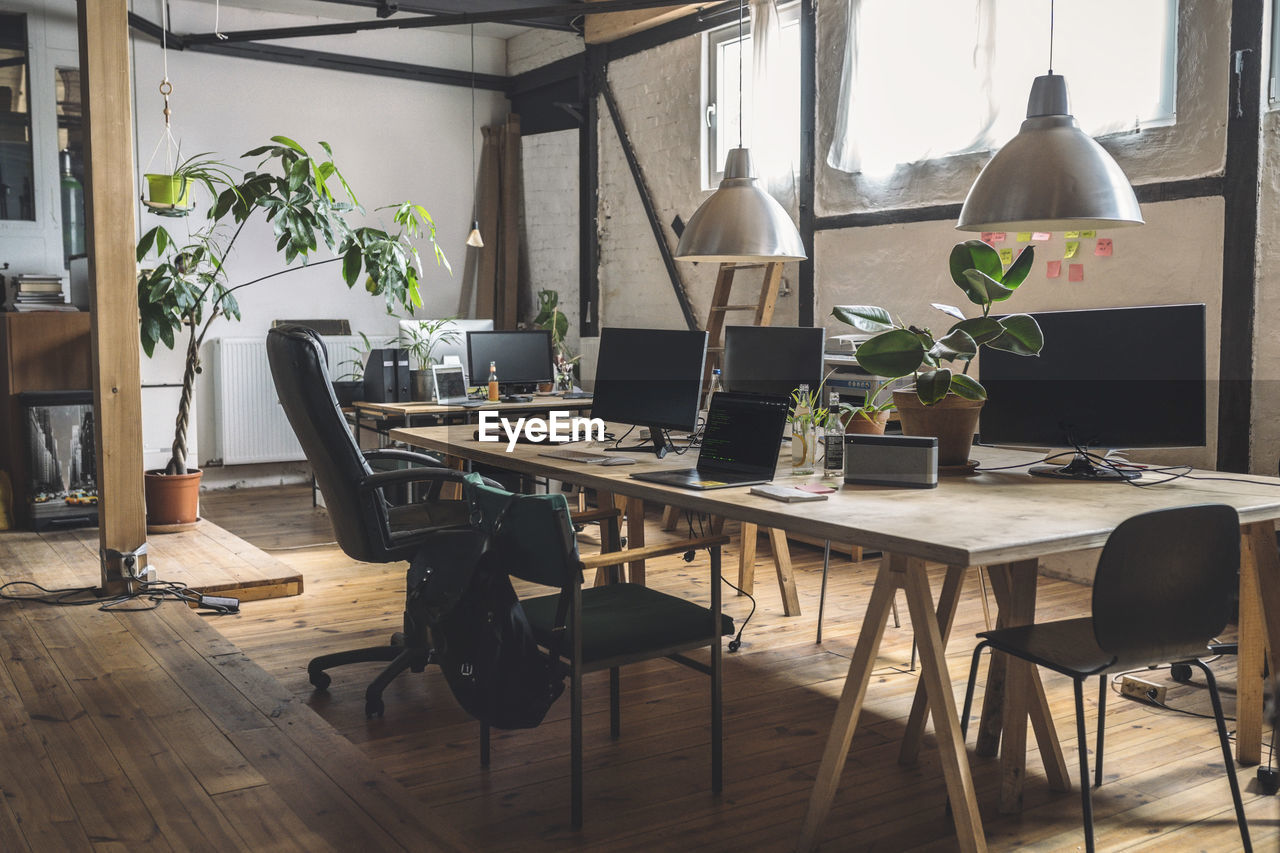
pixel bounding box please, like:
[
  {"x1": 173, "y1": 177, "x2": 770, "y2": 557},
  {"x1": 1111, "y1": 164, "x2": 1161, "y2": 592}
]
[
  {"x1": 466, "y1": 24, "x2": 484, "y2": 249},
  {"x1": 956, "y1": 0, "x2": 1144, "y2": 233},
  {"x1": 674, "y1": 0, "x2": 805, "y2": 262}
]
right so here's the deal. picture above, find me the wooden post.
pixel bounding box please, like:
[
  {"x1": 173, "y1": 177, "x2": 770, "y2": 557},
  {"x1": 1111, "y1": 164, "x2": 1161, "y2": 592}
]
[{"x1": 78, "y1": 0, "x2": 147, "y2": 593}]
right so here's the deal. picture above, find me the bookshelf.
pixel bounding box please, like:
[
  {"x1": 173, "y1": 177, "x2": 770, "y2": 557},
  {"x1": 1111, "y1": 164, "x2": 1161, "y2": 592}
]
[{"x1": 0, "y1": 312, "x2": 92, "y2": 527}]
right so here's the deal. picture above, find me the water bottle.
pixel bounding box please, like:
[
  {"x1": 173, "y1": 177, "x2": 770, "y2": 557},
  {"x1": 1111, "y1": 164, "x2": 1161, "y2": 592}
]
[{"x1": 824, "y1": 391, "x2": 844, "y2": 479}]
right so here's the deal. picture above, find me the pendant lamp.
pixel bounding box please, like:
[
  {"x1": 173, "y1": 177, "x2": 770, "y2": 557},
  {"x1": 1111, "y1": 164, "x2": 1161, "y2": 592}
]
[
  {"x1": 674, "y1": 0, "x2": 805, "y2": 262},
  {"x1": 466, "y1": 25, "x2": 484, "y2": 249},
  {"x1": 957, "y1": 1, "x2": 1143, "y2": 232}
]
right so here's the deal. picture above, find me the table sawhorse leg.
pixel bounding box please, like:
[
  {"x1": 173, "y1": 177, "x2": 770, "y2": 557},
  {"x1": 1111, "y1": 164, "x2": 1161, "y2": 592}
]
[
  {"x1": 798, "y1": 553, "x2": 986, "y2": 853},
  {"x1": 1237, "y1": 521, "x2": 1280, "y2": 764}
]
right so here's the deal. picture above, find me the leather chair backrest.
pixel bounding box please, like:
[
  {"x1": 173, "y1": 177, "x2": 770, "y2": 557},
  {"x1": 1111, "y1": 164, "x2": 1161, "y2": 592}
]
[
  {"x1": 1091, "y1": 503, "x2": 1239, "y2": 664},
  {"x1": 266, "y1": 324, "x2": 392, "y2": 563}
]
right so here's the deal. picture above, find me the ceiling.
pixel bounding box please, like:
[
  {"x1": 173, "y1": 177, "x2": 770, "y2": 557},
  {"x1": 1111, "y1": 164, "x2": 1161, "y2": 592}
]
[{"x1": 185, "y1": 0, "x2": 583, "y2": 40}]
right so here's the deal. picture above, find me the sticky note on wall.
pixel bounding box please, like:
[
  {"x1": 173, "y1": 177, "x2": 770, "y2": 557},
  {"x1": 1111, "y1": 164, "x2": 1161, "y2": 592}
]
[
  {"x1": 1068, "y1": 263, "x2": 1084, "y2": 282},
  {"x1": 1064, "y1": 241, "x2": 1079, "y2": 259},
  {"x1": 1094, "y1": 238, "x2": 1114, "y2": 257},
  {"x1": 1046, "y1": 260, "x2": 1062, "y2": 279},
  {"x1": 1064, "y1": 231, "x2": 1080, "y2": 239},
  {"x1": 1032, "y1": 231, "x2": 1051, "y2": 241},
  {"x1": 1081, "y1": 230, "x2": 1097, "y2": 238},
  {"x1": 1016, "y1": 232, "x2": 1032, "y2": 242},
  {"x1": 998, "y1": 248, "x2": 1014, "y2": 265}
]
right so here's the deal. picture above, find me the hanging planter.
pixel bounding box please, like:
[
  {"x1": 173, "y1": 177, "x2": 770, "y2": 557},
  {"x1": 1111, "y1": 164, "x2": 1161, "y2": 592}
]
[{"x1": 144, "y1": 172, "x2": 191, "y2": 209}]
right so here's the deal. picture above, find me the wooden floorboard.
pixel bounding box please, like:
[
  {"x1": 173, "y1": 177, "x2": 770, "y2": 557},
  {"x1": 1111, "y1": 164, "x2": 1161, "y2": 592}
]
[{"x1": 204, "y1": 484, "x2": 1280, "y2": 851}]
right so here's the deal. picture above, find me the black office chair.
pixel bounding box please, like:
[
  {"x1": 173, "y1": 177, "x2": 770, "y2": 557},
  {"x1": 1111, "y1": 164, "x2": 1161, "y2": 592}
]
[
  {"x1": 959, "y1": 504, "x2": 1251, "y2": 853},
  {"x1": 267, "y1": 324, "x2": 479, "y2": 717},
  {"x1": 465, "y1": 476, "x2": 735, "y2": 828}
]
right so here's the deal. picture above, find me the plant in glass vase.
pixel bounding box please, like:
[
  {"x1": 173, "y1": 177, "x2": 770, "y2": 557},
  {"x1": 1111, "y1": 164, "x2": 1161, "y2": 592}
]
[
  {"x1": 832, "y1": 241, "x2": 1044, "y2": 466},
  {"x1": 788, "y1": 383, "x2": 828, "y2": 476}
]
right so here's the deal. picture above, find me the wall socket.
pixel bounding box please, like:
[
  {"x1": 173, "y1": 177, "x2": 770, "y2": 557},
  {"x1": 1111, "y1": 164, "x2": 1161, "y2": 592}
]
[{"x1": 1119, "y1": 675, "x2": 1167, "y2": 704}]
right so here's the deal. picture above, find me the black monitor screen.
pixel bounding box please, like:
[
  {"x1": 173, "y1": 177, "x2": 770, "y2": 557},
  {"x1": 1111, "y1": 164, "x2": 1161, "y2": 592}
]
[
  {"x1": 979, "y1": 303, "x2": 1206, "y2": 449},
  {"x1": 466, "y1": 330, "x2": 553, "y2": 386},
  {"x1": 591, "y1": 327, "x2": 708, "y2": 432},
  {"x1": 722, "y1": 326, "x2": 825, "y2": 398}
]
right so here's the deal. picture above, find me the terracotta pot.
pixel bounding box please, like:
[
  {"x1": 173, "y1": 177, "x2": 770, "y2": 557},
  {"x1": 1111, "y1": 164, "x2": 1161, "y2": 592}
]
[
  {"x1": 844, "y1": 409, "x2": 890, "y2": 435},
  {"x1": 892, "y1": 389, "x2": 984, "y2": 467},
  {"x1": 144, "y1": 469, "x2": 202, "y2": 526}
]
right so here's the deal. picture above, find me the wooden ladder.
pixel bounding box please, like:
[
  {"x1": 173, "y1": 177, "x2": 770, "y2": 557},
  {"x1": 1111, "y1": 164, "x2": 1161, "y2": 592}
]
[{"x1": 663, "y1": 260, "x2": 803, "y2": 616}]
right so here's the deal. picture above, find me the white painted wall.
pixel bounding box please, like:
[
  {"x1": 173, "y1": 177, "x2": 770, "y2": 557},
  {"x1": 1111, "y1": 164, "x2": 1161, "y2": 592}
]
[
  {"x1": 125, "y1": 1, "x2": 509, "y2": 481},
  {"x1": 520, "y1": 129, "x2": 580, "y2": 354}
]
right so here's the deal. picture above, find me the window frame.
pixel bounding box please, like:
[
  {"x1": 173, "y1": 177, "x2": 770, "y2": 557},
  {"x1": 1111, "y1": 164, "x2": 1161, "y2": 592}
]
[{"x1": 702, "y1": 2, "x2": 800, "y2": 189}]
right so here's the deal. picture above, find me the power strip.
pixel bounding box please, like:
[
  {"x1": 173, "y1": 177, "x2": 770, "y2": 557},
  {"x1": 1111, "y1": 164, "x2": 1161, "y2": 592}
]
[{"x1": 1119, "y1": 675, "x2": 1167, "y2": 705}]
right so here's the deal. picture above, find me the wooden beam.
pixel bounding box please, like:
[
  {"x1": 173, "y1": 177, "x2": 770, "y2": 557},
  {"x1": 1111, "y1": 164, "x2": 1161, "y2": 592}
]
[
  {"x1": 78, "y1": 0, "x2": 147, "y2": 593},
  {"x1": 797, "y1": 0, "x2": 815, "y2": 326},
  {"x1": 585, "y1": 0, "x2": 713, "y2": 44}
]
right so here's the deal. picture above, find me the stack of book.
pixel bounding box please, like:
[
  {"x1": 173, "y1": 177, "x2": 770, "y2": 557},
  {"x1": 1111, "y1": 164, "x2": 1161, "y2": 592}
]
[{"x1": 6, "y1": 274, "x2": 76, "y2": 312}]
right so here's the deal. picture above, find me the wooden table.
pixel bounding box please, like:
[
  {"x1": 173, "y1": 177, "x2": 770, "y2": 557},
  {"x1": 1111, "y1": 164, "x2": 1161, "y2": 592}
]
[{"x1": 387, "y1": 424, "x2": 1280, "y2": 852}]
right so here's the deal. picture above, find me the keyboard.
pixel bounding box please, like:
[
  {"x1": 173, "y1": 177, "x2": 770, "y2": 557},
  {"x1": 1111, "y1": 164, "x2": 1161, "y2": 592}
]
[{"x1": 538, "y1": 447, "x2": 613, "y2": 463}]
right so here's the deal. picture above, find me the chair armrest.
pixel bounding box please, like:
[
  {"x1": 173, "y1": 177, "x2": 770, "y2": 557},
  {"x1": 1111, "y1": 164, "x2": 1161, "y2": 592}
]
[
  {"x1": 569, "y1": 507, "x2": 622, "y2": 525},
  {"x1": 578, "y1": 534, "x2": 730, "y2": 570},
  {"x1": 359, "y1": 467, "x2": 501, "y2": 494},
  {"x1": 364, "y1": 447, "x2": 446, "y2": 467}
]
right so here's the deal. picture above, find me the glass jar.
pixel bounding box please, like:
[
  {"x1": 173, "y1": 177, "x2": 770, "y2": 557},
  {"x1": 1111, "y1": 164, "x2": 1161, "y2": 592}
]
[{"x1": 791, "y1": 420, "x2": 818, "y2": 476}]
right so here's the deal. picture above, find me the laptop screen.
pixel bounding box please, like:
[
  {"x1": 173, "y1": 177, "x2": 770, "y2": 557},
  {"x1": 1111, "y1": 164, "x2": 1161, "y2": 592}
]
[{"x1": 697, "y1": 392, "x2": 790, "y2": 477}]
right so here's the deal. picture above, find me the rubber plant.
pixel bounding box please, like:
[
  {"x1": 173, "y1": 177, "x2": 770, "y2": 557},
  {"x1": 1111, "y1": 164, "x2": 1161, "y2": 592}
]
[
  {"x1": 832, "y1": 241, "x2": 1044, "y2": 404},
  {"x1": 137, "y1": 135, "x2": 449, "y2": 476}
]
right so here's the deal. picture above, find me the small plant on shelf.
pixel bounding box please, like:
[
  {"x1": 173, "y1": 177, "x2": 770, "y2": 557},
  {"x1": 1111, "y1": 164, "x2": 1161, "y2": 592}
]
[{"x1": 402, "y1": 318, "x2": 462, "y2": 371}]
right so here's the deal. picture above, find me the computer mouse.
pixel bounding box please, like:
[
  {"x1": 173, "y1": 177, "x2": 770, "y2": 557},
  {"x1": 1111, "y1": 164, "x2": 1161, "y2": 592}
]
[{"x1": 600, "y1": 457, "x2": 636, "y2": 466}]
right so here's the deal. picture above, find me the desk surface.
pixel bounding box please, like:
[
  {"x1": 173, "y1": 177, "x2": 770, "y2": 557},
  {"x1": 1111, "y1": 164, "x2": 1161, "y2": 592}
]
[
  {"x1": 389, "y1": 424, "x2": 1280, "y2": 567},
  {"x1": 356, "y1": 395, "x2": 592, "y2": 417}
]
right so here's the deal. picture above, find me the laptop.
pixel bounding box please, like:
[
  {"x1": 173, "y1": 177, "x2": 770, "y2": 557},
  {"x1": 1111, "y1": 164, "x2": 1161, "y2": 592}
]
[
  {"x1": 431, "y1": 363, "x2": 470, "y2": 405},
  {"x1": 630, "y1": 392, "x2": 789, "y2": 490}
]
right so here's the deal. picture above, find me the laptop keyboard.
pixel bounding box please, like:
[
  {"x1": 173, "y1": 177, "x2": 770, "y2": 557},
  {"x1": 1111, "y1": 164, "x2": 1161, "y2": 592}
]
[{"x1": 539, "y1": 447, "x2": 613, "y2": 463}]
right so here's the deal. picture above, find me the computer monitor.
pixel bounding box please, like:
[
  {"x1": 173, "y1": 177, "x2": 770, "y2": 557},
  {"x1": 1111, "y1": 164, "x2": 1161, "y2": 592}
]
[
  {"x1": 466, "y1": 330, "x2": 554, "y2": 396},
  {"x1": 590, "y1": 327, "x2": 708, "y2": 457},
  {"x1": 722, "y1": 325, "x2": 825, "y2": 397},
  {"x1": 979, "y1": 303, "x2": 1206, "y2": 481},
  {"x1": 397, "y1": 318, "x2": 494, "y2": 377}
]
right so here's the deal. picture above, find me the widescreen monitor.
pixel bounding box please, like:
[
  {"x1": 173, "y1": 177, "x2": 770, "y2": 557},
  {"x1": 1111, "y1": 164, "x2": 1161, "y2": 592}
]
[
  {"x1": 979, "y1": 303, "x2": 1206, "y2": 480},
  {"x1": 590, "y1": 327, "x2": 708, "y2": 457},
  {"x1": 722, "y1": 326, "x2": 825, "y2": 398},
  {"x1": 398, "y1": 318, "x2": 493, "y2": 377},
  {"x1": 466, "y1": 330, "x2": 554, "y2": 389}
]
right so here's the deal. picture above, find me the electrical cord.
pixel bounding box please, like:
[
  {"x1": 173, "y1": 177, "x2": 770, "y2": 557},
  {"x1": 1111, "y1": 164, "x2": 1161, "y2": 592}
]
[
  {"x1": 682, "y1": 509, "x2": 754, "y2": 652},
  {"x1": 0, "y1": 577, "x2": 238, "y2": 614}
]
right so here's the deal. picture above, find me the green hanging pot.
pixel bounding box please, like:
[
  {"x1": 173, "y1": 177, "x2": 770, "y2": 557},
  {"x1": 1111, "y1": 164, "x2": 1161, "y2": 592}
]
[{"x1": 144, "y1": 173, "x2": 191, "y2": 208}]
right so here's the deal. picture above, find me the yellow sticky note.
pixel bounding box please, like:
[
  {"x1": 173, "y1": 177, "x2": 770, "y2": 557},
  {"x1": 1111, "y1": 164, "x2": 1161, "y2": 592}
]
[
  {"x1": 1064, "y1": 230, "x2": 1081, "y2": 239},
  {"x1": 1064, "y1": 241, "x2": 1079, "y2": 259},
  {"x1": 1016, "y1": 232, "x2": 1032, "y2": 242},
  {"x1": 998, "y1": 248, "x2": 1014, "y2": 265},
  {"x1": 1081, "y1": 230, "x2": 1097, "y2": 238}
]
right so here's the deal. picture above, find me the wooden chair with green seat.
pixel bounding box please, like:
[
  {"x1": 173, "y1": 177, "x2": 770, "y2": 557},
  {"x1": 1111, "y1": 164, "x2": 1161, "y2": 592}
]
[{"x1": 467, "y1": 475, "x2": 733, "y2": 829}]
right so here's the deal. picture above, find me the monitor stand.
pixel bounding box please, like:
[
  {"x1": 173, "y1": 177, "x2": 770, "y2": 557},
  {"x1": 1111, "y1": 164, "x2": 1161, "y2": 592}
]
[
  {"x1": 606, "y1": 425, "x2": 675, "y2": 459},
  {"x1": 1029, "y1": 450, "x2": 1138, "y2": 481}
]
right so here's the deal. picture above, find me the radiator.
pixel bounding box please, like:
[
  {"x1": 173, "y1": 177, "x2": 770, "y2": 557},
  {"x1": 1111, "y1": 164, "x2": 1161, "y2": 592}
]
[{"x1": 212, "y1": 335, "x2": 363, "y2": 465}]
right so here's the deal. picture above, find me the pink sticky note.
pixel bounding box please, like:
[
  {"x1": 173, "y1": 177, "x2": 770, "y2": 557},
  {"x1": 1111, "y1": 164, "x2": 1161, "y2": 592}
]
[
  {"x1": 1094, "y1": 238, "x2": 1114, "y2": 257},
  {"x1": 1068, "y1": 263, "x2": 1084, "y2": 282},
  {"x1": 991, "y1": 232, "x2": 1006, "y2": 243},
  {"x1": 1032, "y1": 232, "x2": 1052, "y2": 242},
  {"x1": 1046, "y1": 260, "x2": 1062, "y2": 279},
  {"x1": 980, "y1": 231, "x2": 996, "y2": 246}
]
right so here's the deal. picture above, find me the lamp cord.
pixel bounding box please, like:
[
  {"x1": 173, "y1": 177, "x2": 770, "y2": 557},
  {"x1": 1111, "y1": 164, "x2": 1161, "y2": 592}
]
[
  {"x1": 1048, "y1": 0, "x2": 1055, "y2": 74},
  {"x1": 737, "y1": 0, "x2": 744, "y2": 148},
  {"x1": 470, "y1": 24, "x2": 477, "y2": 220}
]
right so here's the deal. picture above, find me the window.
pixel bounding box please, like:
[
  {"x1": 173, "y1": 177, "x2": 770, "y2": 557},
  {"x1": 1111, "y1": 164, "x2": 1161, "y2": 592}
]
[
  {"x1": 0, "y1": 13, "x2": 34, "y2": 220},
  {"x1": 829, "y1": 0, "x2": 1178, "y2": 176},
  {"x1": 703, "y1": 4, "x2": 800, "y2": 188}
]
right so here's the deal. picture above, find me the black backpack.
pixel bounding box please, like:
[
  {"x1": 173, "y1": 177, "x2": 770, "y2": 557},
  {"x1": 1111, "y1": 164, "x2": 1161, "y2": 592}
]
[{"x1": 409, "y1": 481, "x2": 570, "y2": 730}]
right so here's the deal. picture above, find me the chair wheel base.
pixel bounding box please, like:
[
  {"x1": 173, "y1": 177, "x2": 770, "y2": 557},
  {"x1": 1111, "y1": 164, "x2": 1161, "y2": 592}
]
[
  {"x1": 309, "y1": 669, "x2": 331, "y2": 691},
  {"x1": 1170, "y1": 663, "x2": 1193, "y2": 683},
  {"x1": 365, "y1": 698, "x2": 384, "y2": 718}
]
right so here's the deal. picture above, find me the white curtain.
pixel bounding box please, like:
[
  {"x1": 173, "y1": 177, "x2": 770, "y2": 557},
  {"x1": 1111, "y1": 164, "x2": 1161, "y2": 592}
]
[
  {"x1": 749, "y1": 0, "x2": 797, "y2": 210},
  {"x1": 827, "y1": 0, "x2": 1176, "y2": 176}
]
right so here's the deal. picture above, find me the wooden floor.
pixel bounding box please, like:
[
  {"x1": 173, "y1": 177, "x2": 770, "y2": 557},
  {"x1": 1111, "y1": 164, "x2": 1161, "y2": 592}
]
[
  {"x1": 0, "y1": 527, "x2": 463, "y2": 852},
  {"x1": 203, "y1": 485, "x2": 1280, "y2": 851}
]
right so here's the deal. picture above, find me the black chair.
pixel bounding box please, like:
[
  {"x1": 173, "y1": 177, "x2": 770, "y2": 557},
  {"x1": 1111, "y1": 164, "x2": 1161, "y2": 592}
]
[
  {"x1": 466, "y1": 476, "x2": 734, "y2": 828},
  {"x1": 960, "y1": 504, "x2": 1251, "y2": 853},
  {"x1": 267, "y1": 324, "x2": 479, "y2": 717}
]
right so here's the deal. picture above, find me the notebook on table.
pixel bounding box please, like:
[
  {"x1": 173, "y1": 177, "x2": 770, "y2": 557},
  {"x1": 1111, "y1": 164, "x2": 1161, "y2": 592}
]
[{"x1": 630, "y1": 392, "x2": 789, "y2": 491}]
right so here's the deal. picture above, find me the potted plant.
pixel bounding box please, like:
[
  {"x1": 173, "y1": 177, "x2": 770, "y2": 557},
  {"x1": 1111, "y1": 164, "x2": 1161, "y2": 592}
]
[
  {"x1": 835, "y1": 378, "x2": 896, "y2": 435},
  {"x1": 832, "y1": 241, "x2": 1043, "y2": 466},
  {"x1": 402, "y1": 318, "x2": 462, "y2": 400},
  {"x1": 143, "y1": 151, "x2": 238, "y2": 214},
  {"x1": 332, "y1": 332, "x2": 375, "y2": 407},
  {"x1": 136, "y1": 135, "x2": 449, "y2": 527}
]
